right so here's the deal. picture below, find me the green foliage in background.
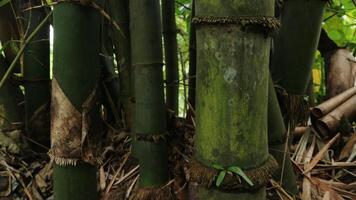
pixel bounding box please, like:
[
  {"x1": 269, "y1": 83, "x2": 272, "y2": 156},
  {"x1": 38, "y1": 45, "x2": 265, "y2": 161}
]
[
  {"x1": 174, "y1": 0, "x2": 356, "y2": 111},
  {"x1": 323, "y1": 0, "x2": 356, "y2": 48},
  {"x1": 312, "y1": 0, "x2": 356, "y2": 103}
]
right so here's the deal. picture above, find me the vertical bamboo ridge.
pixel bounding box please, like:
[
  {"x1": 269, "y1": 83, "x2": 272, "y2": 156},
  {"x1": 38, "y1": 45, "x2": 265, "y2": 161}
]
[
  {"x1": 130, "y1": 0, "x2": 169, "y2": 190},
  {"x1": 270, "y1": 0, "x2": 326, "y2": 95},
  {"x1": 109, "y1": 0, "x2": 133, "y2": 129},
  {"x1": 194, "y1": 0, "x2": 274, "y2": 199},
  {"x1": 52, "y1": 2, "x2": 101, "y2": 200},
  {"x1": 23, "y1": 1, "x2": 50, "y2": 148},
  {"x1": 162, "y1": 0, "x2": 179, "y2": 114},
  {"x1": 267, "y1": 75, "x2": 298, "y2": 194}
]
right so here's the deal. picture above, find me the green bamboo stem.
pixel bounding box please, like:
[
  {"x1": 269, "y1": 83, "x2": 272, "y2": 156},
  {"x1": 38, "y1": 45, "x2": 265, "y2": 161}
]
[
  {"x1": 270, "y1": 0, "x2": 326, "y2": 95},
  {"x1": 23, "y1": 0, "x2": 50, "y2": 148},
  {"x1": 162, "y1": 0, "x2": 179, "y2": 114},
  {"x1": 109, "y1": 0, "x2": 133, "y2": 130},
  {"x1": 268, "y1": 75, "x2": 298, "y2": 195},
  {"x1": 52, "y1": 2, "x2": 101, "y2": 199},
  {"x1": 54, "y1": 164, "x2": 98, "y2": 200},
  {"x1": 194, "y1": 1, "x2": 274, "y2": 199},
  {"x1": 130, "y1": 0, "x2": 169, "y2": 190}
]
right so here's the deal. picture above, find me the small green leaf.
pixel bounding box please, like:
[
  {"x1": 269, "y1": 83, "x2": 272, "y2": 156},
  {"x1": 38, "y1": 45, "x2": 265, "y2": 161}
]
[
  {"x1": 213, "y1": 164, "x2": 224, "y2": 170},
  {"x1": 0, "y1": 0, "x2": 10, "y2": 7},
  {"x1": 216, "y1": 170, "x2": 226, "y2": 187},
  {"x1": 228, "y1": 166, "x2": 254, "y2": 186}
]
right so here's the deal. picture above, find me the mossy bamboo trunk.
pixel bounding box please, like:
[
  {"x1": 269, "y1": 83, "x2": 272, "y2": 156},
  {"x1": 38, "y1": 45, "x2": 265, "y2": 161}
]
[
  {"x1": 0, "y1": 56, "x2": 23, "y2": 128},
  {"x1": 270, "y1": 0, "x2": 326, "y2": 125},
  {"x1": 130, "y1": 0, "x2": 170, "y2": 197},
  {"x1": 23, "y1": 0, "x2": 50, "y2": 148},
  {"x1": 193, "y1": 1, "x2": 275, "y2": 199},
  {"x1": 51, "y1": 2, "x2": 101, "y2": 200},
  {"x1": 162, "y1": 0, "x2": 179, "y2": 114},
  {"x1": 268, "y1": 75, "x2": 298, "y2": 194},
  {"x1": 109, "y1": 0, "x2": 133, "y2": 130}
]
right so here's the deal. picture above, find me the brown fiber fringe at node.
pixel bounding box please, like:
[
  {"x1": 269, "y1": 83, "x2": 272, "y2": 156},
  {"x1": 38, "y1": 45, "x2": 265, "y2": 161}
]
[
  {"x1": 275, "y1": 86, "x2": 309, "y2": 127},
  {"x1": 192, "y1": 16, "x2": 280, "y2": 33},
  {"x1": 135, "y1": 132, "x2": 169, "y2": 143},
  {"x1": 133, "y1": 186, "x2": 174, "y2": 200},
  {"x1": 48, "y1": 150, "x2": 103, "y2": 167},
  {"x1": 52, "y1": 0, "x2": 92, "y2": 6},
  {"x1": 186, "y1": 155, "x2": 278, "y2": 192}
]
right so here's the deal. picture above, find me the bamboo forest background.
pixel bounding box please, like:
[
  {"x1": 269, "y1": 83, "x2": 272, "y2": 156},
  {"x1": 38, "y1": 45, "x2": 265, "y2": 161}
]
[
  {"x1": 313, "y1": 0, "x2": 356, "y2": 102},
  {"x1": 0, "y1": 0, "x2": 355, "y2": 115},
  {"x1": 0, "y1": 0, "x2": 356, "y2": 199},
  {"x1": 165, "y1": 0, "x2": 356, "y2": 115}
]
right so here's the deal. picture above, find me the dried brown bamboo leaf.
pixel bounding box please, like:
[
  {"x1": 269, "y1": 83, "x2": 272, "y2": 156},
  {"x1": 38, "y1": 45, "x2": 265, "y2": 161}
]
[
  {"x1": 322, "y1": 191, "x2": 330, "y2": 200},
  {"x1": 293, "y1": 129, "x2": 311, "y2": 163},
  {"x1": 302, "y1": 177, "x2": 312, "y2": 200},
  {"x1": 339, "y1": 132, "x2": 356, "y2": 160},
  {"x1": 270, "y1": 179, "x2": 294, "y2": 200},
  {"x1": 302, "y1": 136, "x2": 316, "y2": 200},
  {"x1": 304, "y1": 133, "x2": 341, "y2": 174},
  {"x1": 311, "y1": 178, "x2": 343, "y2": 200}
]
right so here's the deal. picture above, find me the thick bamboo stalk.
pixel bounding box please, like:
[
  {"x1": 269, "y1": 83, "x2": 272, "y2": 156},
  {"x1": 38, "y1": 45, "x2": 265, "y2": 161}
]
[
  {"x1": 162, "y1": 0, "x2": 179, "y2": 114},
  {"x1": 268, "y1": 75, "x2": 298, "y2": 195},
  {"x1": 23, "y1": 0, "x2": 50, "y2": 148},
  {"x1": 188, "y1": 0, "x2": 196, "y2": 111},
  {"x1": 315, "y1": 94, "x2": 356, "y2": 137},
  {"x1": 53, "y1": 164, "x2": 98, "y2": 200},
  {"x1": 109, "y1": 0, "x2": 133, "y2": 130},
  {"x1": 193, "y1": 1, "x2": 275, "y2": 199},
  {"x1": 270, "y1": 0, "x2": 326, "y2": 127},
  {"x1": 130, "y1": 0, "x2": 170, "y2": 197},
  {"x1": 52, "y1": 2, "x2": 101, "y2": 199},
  {"x1": 311, "y1": 87, "x2": 356, "y2": 119},
  {"x1": 270, "y1": 0, "x2": 326, "y2": 95}
]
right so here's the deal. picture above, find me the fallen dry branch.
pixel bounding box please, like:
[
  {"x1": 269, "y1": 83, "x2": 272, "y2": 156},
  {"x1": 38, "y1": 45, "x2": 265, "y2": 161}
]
[
  {"x1": 314, "y1": 94, "x2": 356, "y2": 137},
  {"x1": 311, "y1": 87, "x2": 356, "y2": 119},
  {"x1": 304, "y1": 133, "x2": 340, "y2": 174}
]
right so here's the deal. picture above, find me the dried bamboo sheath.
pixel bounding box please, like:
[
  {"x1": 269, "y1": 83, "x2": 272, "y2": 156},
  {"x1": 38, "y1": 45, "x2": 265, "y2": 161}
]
[
  {"x1": 311, "y1": 87, "x2": 356, "y2": 118},
  {"x1": 314, "y1": 93, "x2": 356, "y2": 137}
]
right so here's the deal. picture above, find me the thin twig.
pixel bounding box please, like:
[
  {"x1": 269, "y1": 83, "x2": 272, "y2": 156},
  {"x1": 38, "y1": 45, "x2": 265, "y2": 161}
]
[{"x1": 0, "y1": 10, "x2": 53, "y2": 89}]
